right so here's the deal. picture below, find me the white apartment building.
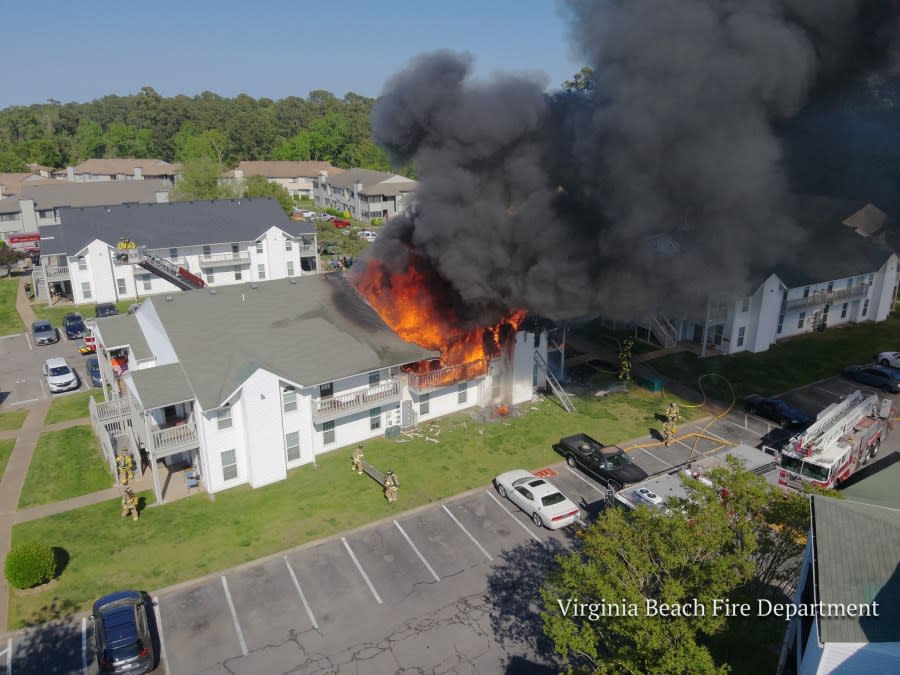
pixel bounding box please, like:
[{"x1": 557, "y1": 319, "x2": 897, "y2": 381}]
[
  {"x1": 221, "y1": 161, "x2": 345, "y2": 199},
  {"x1": 314, "y1": 168, "x2": 417, "y2": 222}
]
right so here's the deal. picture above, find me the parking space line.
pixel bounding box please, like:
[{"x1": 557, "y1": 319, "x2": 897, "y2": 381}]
[
  {"x1": 152, "y1": 596, "x2": 168, "y2": 670},
  {"x1": 563, "y1": 465, "x2": 607, "y2": 493},
  {"x1": 442, "y1": 505, "x2": 493, "y2": 561},
  {"x1": 221, "y1": 576, "x2": 249, "y2": 656},
  {"x1": 691, "y1": 427, "x2": 731, "y2": 444},
  {"x1": 341, "y1": 537, "x2": 383, "y2": 604},
  {"x1": 10, "y1": 398, "x2": 39, "y2": 407},
  {"x1": 82, "y1": 616, "x2": 88, "y2": 675},
  {"x1": 39, "y1": 376, "x2": 47, "y2": 398},
  {"x1": 484, "y1": 491, "x2": 542, "y2": 543},
  {"x1": 639, "y1": 447, "x2": 672, "y2": 467},
  {"x1": 0, "y1": 333, "x2": 23, "y2": 340},
  {"x1": 284, "y1": 556, "x2": 319, "y2": 629},
  {"x1": 24, "y1": 333, "x2": 32, "y2": 351},
  {"x1": 393, "y1": 520, "x2": 441, "y2": 581}
]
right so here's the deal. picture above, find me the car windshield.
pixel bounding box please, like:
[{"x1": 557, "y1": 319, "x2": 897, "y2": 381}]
[
  {"x1": 34, "y1": 323, "x2": 52, "y2": 333},
  {"x1": 605, "y1": 453, "x2": 632, "y2": 468},
  {"x1": 49, "y1": 365, "x2": 71, "y2": 376},
  {"x1": 105, "y1": 640, "x2": 142, "y2": 661},
  {"x1": 65, "y1": 315, "x2": 83, "y2": 326},
  {"x1": 88, "y1": 360, "x2": 100, "y2": 373},
  {"x1": 541, "y1": 492, "x2": 567, "y2": 507},
  {"x1": 780, "y1": 455, "x2": 831, "y2": 482}
]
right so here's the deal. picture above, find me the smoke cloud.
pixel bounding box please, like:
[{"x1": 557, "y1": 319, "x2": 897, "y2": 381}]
[{"x1": 363, "y1": 0, "x2": 899, "y2": 326}]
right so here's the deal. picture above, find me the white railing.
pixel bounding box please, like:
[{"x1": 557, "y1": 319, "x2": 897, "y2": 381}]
[
  {"x1": 151, "y1": 421, "x2": 198, "y2": 453},
  {"x1": 91, "y1": 396, "x2": 134, "y2": 422},
  {"x1": 407, "y1": 360, "x2": 488, "y2": 393},
  {"x1": 785, "y1": 285, "x2": 869, "y2": 311},
  {"x1": 313, "y1": 380, "x2": 401, "y2": 422},
  {"x1": 199, "y1": 251, "x2": 249, "y2": 266},
  {"x1": 297, "y1": 244, "x2": 317, "y2": 256},
  {"x1": 33, "y1": 265, "x2": 71, "y2": 282}
]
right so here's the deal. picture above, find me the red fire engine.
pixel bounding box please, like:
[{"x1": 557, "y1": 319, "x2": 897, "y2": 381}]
[{"x1": 778, "y1": 389, "x2": 894, "y2": 490}]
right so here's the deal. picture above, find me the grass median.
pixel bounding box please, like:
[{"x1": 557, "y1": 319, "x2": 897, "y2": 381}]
[
  {"x1": 0, "y1": 438, "x2": 14, "y2": 482},
  {"x1": 7, "y1": 387, "x2": 700, "y2": 628},
  {"x1": 0, "y1": 277, "x2": 25, "y2": 336},
  {"x1": 0, "y1": 408, "x2": 29, "y2": 431},
  {"x1": 44, "y1": 391, "x2": 99, "y2": 425},
  {"x1": 31, "y1": 299, "x2": 136, "y2": 327},
  {"x1": 17, "y1": 425, "x2": 112, "y2": 509}
]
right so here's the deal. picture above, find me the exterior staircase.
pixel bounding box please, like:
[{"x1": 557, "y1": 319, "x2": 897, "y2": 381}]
[
  {"x1": 648, "y1": 314, "x2": 678, "y2": 348},
  {"x1": 137, "y1": 254, "x2": 206, "y2": 291},
  {"x1": 534, "y1": 351, "x2": 576, "y2": 413}
]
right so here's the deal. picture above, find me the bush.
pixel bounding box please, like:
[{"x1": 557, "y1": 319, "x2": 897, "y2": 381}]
[
  {"x1": 370, "y1": 218, "x2": 383, "y2": 226},
  {"x1": 4, "y1": 541, "x2": 57, "y2": 589},
  {"x1": 341, "y1": 210, "x2": 351, "y2": 219}
]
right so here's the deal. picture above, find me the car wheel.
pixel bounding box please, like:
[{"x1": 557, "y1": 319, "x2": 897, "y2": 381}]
[
  {"x1": 566, "y1": 455, "x2": 577, "y2": 468},
  {"x1": 880, "y1": 359, "x2": 890, "y2": 367},
  {"x1": 497, "y1": 484, "x2": 507, "y2": 499},
  {"x1": 532, "y1": 512, "x2": 543, "y2": 528},
  {"x1": 607, "y1": 480, "x2": 621, "y2": 492},
  {"x1": 748, "y1": 407, "x2": 758, "y2": 416}
]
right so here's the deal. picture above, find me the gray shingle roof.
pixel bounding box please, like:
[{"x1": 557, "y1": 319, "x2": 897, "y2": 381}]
[
  {"x1": 130, "y1": 363, "x2": 195, "y2": 410},
  {"x1": 0, "y1": 180, "x2": 170, "y2": 214},
  {"x1": 41, "y1": 198, "x2": 310, "y2": 256},
  {"x1": 811, "y1": 495, "x2": 900, "y2": 644},
  {"x1": 319, "y1": 168, "x2": 417, "y2": 197},
  {"x1": 94, "y1": 314, "x2": 153, "y2": 361},
  {"x1": 150, "y1": 275, "x2": 437, "y2": 409}
]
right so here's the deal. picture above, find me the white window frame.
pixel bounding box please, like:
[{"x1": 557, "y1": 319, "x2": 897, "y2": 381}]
[
  {"x1": 458, "y1": 382, "x2": 467, "y2": 404},
  {"x1": 797, "y1": 312, "x2": 805, "y2": 329},
  {"x1": 81, "y1": 282, "x2": 92, "y2": 300},
  {"x1": 77, "y1": 257, "x2": 87, "y2": 271},
  {"x1": 323, "y1": 420, "x2": 335, "y2": 445},
  {"x1": 257, "y1": 264, "x2": 266, "y2": 279},
  {"x1": 203, "y1": 245, "x2": 211, "y2": 257},
  {"x1": 286, "y1": 261, "x2": 295, "y2": 276},
  {"x1": 256, "y1": 242, "x2": 264, "y2": 254},
  {"x1": 285, "y1": 431, "x2": 300, "y2": 462},
  {"x1": 740, "y1": 297, "x2": 749, "y2": 313},
  {"x1": 370, "y1": 407, "x2": 381, "y2": 431},
  {"x1": 217, "y1": 405, "x2": 233, "y2": 430},
  {"x1": 116, "y1": 278, "x2": 127, "y2": 295},
  {"x1": 205, "y1": 268, "x2": 215, "y2": 283},
  {"x1": 169, "y1": 247, "x2": 178, "y2": 260},
  {"x1": 862, "y1": 299, "x2": 869, "y2": 317},
  {"x1": 221, "y1": 449, "x2": 238, "y2": 481},
  {"x1": 234, "y1": 266, "x2": 242, "y2": 281},
  {"x1": 283, "y1": 388, "x2": 297, "y2": 413},
  {"x1": 142, "y1": 276, "x2": 152, "y2": 291},
  {"x1": 285, "y1": 240, "x2": 292, "y2": 251},
  {"x1": 737, "y1": 326, "x2": 745, "y2": 347},
  {"x1": 420, "y1": 392, "x2": 430, "y2": 416}
]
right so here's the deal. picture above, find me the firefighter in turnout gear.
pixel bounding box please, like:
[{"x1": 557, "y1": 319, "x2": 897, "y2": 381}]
[
  {"x1": 384, "y1": 470, "x2": 399, "y2": 503},
  {"x1": 121, "y1": 487, "x2": 139, "y2": 521},
  {"x1": 116, "y1": 451, "x2": 135, "y2": 485},
  {"x1": 351, "y1": 445, "x2": 364, "y2": 474},
  {"x1": 663, "y1": 420, "x2": 676, "y2": 447},
  {"x1": 666, "y1": 402, "x2": 681, "y2": 425},
  {"x1": 617, "y1": 338, "x2": 634, "y2": 381}
]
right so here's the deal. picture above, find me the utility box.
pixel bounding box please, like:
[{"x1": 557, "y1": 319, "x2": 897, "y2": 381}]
[
  {"x1": 634, "y1": 374, "x2": 663, "y2": 392},
  {"x1": 385, "y1": 426, "x2": 401, "y2": 439}
]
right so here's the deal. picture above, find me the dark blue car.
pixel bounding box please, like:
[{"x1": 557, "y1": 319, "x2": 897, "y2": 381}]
[
  {"x1": 842, "y1": 364, "x2": 900, "y2": 393},
  {"x1": 63, "y1": 312, "x2": 86, "y2": 340},
  {"x1": 86, "y1": 356, "x2": 102, "y2": 387},
  {"x1": 744, "y1": 395, "x2": 813, "y2": 428},
  {"x1": 91, "y1": 590, "x2": 155, "y2": 673}
]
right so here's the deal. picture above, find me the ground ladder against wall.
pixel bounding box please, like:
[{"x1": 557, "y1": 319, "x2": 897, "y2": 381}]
[{"x1": 534, "y1": 351, "x2": 575, "y2": 413}]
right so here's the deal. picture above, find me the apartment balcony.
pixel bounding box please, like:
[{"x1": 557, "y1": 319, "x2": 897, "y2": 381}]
[
  {"x1": 32, "y1": 265, "x2": 71, "y2": 283},
  {"x1": 151, "y1": 419, "x2": 199, "y2": 455},
  {"x1": 198, "y1": 251, "x2": 250, "y2": 268},
  {"x1": 785, "y1": 285, "x2": 869, "y2": 312},
  {"x1": 407, "y1": 359, "x2": 488, "y2": 394},
  {"x1": 298, "y1": 244, "x2": 317, "y2": 256},
  {"x1": 312, "y1": 380, "x2": 402, "y2": 423}
]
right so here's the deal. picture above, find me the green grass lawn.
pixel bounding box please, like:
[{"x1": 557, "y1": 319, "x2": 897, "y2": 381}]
[
  {"x1": 0, "y1": 277, "x2": 26, "y2": 336},
  {"x1": 17, "y1": 426, "x2": 112, "y2": 510},
  {"x1": 43, "y1": 391, "x2": 98, "y2": 425},
  {"x1": 0, "y1": 438, "x2": 15, "y2": 483},
  {"x1": 0, "y1": 408, "x2": 29, "y2": 431},
  {"x1": 31, "y1": 299, "x2": 135, "y2": 327},
  {"x1": 7, "y1": 388, "x2": 699, "y2": 628},
  {"x1": 649, "y1": 312, "x2": 900, "y2": 401}
]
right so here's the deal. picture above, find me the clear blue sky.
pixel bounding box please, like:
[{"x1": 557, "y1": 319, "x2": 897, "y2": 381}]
[{"x1": 2, "y1": 0, "x2": 582, "y2": 108}]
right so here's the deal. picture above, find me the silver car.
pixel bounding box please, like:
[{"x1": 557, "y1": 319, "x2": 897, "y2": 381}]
[
  {"x1": 32, "y1": 320, "x2": 60, "y2": 345},
  {"x1": 494, "y1": 469, "x2": 581, "y2": 529}
]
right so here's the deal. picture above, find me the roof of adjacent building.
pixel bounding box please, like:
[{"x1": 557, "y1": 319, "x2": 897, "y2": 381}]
[
  {"x1": 843, "y1": 203, "x2": 889, "y2": 237},
  {"x1": 318, "y1": 167, "x2": 417, "y2": 197},
  {"x1": 130, "y1": 363, "x2": 195, "y2": 410},
  {"x1": 96, "y1": 314, "x2": 153, "y2": 361},
  {"x1": 41, "y1": 198, "x2": 313, "y2": 255},
  {"x1": 72, "y1": 158, "x2": 181, "y2": 177},
  {"x1": 222, "y1": 161, "x2": 345, "y2": 179},
  {"x1": 148, "y1": 275, "x2": 437, "y2": 409},
  {"x1": 811, "y1": 494, "x2": 900, "y2": 644},
  {"x1": 0, "y1": 172, "x2": 53, "y2": 197},
  {"x1": 840, "y1": 461, "x2": 900, "y2": 510},
  {"x1": 0, "y1": 180, "x2": 170, "y2": 215}
]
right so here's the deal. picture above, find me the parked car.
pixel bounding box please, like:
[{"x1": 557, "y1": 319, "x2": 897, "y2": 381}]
[
  {"x1": 358, "y1": 230, "x2": 377, "y2": 242},
  {"x1": 842, "y1": 364, "x2": 900, "y2": 393},
  {"x1": 63, "y1": 312, "x2": 86, "y2": 340},
  {"x1": 743, "y1": 395, "x2": 813, "y2": 428},
  {"x1": 333, "y1": 218, "x2": 352, "y2": 229},
  {"x1": 43, "y1": 357, "x2": 79, "y2": 393},
  {"x1": 552, "y1": 434, "x2": 648, "y2": 490},
  {"x1": 86, "y1": 355, "x2": 103, "y2": 387},
  {"x1": 494, "y1": 469, "x2": 581, "y2": 529},
  {"x1": 876, "y1": 352, "x2": 900, "y2": 369},
  {"x1": 31, "y1": 320, "x2": 60, "y2": 346},
  {"x1": 95, "y1": 303, "x2": 119, "y2": 318},
  {"x1": 91, "y1": 590, "x2": 155, "y2": 674}
]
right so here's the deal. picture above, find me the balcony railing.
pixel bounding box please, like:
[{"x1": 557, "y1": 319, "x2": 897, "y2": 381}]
[
  {"x1": 407, "y1": 359, "x2": 488, "y2": 394},
  {"x1": 33, "y1": 265, "x2": 71, "y2": 282},
  {"x1": 785, "y1": 284, "x2": 869, "y2": 312},
  {"x1": 298, "y1": 244, "x2": 317, "y2": 256},
  {"x1": 151, "y1": 420, "x2": 199, "y2": 454},
  {"x1": 93, "y1": 396, "x2": 134, "y2": 422},
  {"x1": 199, "y1": 251, "x2": 250, "y2": 267},
  {"x1": 312, "y1": 380, "x2": 401, "y2": 423}
]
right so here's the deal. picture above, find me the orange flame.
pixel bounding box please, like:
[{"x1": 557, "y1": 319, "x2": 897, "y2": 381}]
[{"x1": 353, "y1": 253, "x2": 526, "y2": 367}]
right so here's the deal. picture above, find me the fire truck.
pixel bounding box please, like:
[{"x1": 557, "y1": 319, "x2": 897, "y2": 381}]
[{"x1": 778, "y1": 390, "x2": 894, "y2": 490}]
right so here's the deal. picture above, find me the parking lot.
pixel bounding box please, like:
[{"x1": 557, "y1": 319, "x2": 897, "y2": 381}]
[{"x1": 1, "y1": 374, "x2": 897, "y2": 674}]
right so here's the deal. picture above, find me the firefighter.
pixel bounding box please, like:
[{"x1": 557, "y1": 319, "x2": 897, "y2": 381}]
[
  {"x1": 663, "y1": 420, "x2": 676, "y2": 447},
  {"x1": 351, "y1": 445, "x2": 365, "y2": 474},
  {"x1": 384, "y1": 470, "x2": 399, "y2": 503},
  {"x1": 617, "y1": 338, "x2": 634, "y2": 381},
  {"x1": 121, "y1": 487, "x2": 139, "y2": 521},
  {"x1": 116, "y1": 451, "x2": 135, "y2": 485},
  {"x1": 666, "y1": 402, "x2": 681, "y2": 425}
]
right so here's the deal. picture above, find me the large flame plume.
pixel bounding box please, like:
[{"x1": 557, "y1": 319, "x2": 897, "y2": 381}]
[{"x1": 352, "y1": 252, "x2": 526, "y2": 369}]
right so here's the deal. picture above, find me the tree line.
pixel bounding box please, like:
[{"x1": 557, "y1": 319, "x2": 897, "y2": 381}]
[{"x1": 0, "y1": 87, "x2": 399, "y2": 174}]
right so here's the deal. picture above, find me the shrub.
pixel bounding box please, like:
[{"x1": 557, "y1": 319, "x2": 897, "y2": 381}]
[
  {"x1": 341, "y1": 210, "x2": 351, "y2": 219},
  {"x1": 370, "y1": 218, "x2": 383, "y2": 226},
  {"x1": 4, "y1": 541, "x2": 57, "y2": 589}
]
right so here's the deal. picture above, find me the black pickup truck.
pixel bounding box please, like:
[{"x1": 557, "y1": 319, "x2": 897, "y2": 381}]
[{"x1": 553, "y1": 433, "x2": 648, "y2": 490}]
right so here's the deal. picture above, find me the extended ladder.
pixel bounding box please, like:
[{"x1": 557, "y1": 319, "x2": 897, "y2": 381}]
[{"x1": 535, "y1": 351, "x2": 575, "y2": 413}]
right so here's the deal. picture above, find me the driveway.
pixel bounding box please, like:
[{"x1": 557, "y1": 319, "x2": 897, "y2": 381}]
[{"x1": 0, "y1": 328, "x2": 93, "y2": 408}]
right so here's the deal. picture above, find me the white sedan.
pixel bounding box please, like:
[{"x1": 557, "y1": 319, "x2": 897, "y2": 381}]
[
  {"x1": 494, "y1": 469, "x2": 581, "y2": 529},
  {"x1": 876, "y1": 352, "x2": 900, "y2": 369}
]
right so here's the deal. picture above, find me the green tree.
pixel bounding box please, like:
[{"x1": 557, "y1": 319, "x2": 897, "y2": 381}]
[
  {"x1": 174, "y1": 122, "x2": 229, "y2": 164},
  {"x1": 0, "y1": 147, "x2": 28, "y2": 172},
  {"x1": 563, "y1": 66, "x2": 594, "y2": 92},
  {"x1": 72, "y1": 120, "x2": 105, "y2": 162},
  {"x1": 243, "y1": 175, "x2": 293, "y2": 214},
  {"x1": 171, "y1": 156, "x2": 236, "y2": 201},
  {"x1": 0, "y1": 243, "x2": 28, "y2": 275}
]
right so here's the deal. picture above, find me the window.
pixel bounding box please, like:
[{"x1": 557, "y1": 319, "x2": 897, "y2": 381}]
[
  {"x1": 283, "y1": 388, "x2": 297, "y2": 413},
  {"x1": 827, "y1": 281, "x2": 833, "y2": 292},
  {"x1": 169, "y1": 247, "x2": 178, "y2": 260},
  {"x1": 221, "y1": 449, "x2": 237, "y2": 481},
  {"x1": 77, "y1": 257, "x2": 87, "y2": 271},
  {"x1": 867, "y1": 274, "x2": 874, "y2": 285},
  {"x1": 803, "y1": 287, "x2": 810, "y2": 298},
  {"x1": 38, "y1": 209, "x2": 53, "y2": 218},
  {"x1": 420, "y1": 392, "x2": 430, "y2": 415},
  {"x1": 740, "y1": 297, "x2": 750, "y2": 312},
  {"x1": 458, "y1": 382, "x2": 468, "y2": 404},
  {"x1": 257, "y1": 264, "x2": 266, "y2": 279},
  {"x1": 823, "y1": 304, "x2": 830, "y2": 325},
  {"x1": 205, "y1": 268, "x2": 215, "y2": 283},
  {"x1": 320, "y1": 382, "x2": 333, "y2": 399},
  {"x1": 286, "y1": 261, "x2": 295, "y2": 276},
  {"x1": 369, "y1": 372, "x2": 380, "y2": 387},
  {"x1": 142, "y1": 276, "x2": 152, "y2": 291},
  {"x1": 217, "y1": 405, "x2": 232, "y2": 430},
  {"x1": 203, "y1": 245, "x2": 211, "y2": 257},
  {"x1": 256, "y1": 242, "x2": 263, "y2": 254},
  {"x1": 234, "y1": 266, "x2": 242, "y2": 281},
  {"x1": 285, "y1": 431, "x2": 300, "y2": 462},
  {"x1": 777, "y1": 314, "x2": 784, "y2": 334},
  {"x1": 737, "y1": 326, "x2": 745, "y2": 348},
  {"x1": 862, "y1": 299, "x2": 869, "y2": 317},
  {"x1": 323, "y1": 420, "x2": 335, "y2": 445},
  {"x1": 370, "y1": 407, "x2": 381, "y2": 431},
  {"x1": 285, "y1": 240, "x2": 292, "y2": 251},
  {"x1": 841, "y1": 302, "x2": 848, "y2": 318},
  {"x1": 796, "y1": 312, "x2": 806, "y2": 329},
  {"x1": 81, "y1": 282, "x2": 92, "y2": 300},
  {"x1": 231, "y1": 243, "x2": 239, "y2": 255},
  {"x1": 116, "y1": 278, "x2": 127, "y2": 295}
]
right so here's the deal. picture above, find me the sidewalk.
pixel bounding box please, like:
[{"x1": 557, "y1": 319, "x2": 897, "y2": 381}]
[{"x1": 14, "y1": 273, "x2": 38, "y2": 327}]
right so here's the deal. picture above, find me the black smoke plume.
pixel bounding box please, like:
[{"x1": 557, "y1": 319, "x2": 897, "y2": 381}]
[{"x1": 362, "y1": 0, "x2": 900, "y2": 326}]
